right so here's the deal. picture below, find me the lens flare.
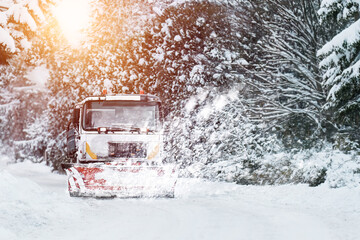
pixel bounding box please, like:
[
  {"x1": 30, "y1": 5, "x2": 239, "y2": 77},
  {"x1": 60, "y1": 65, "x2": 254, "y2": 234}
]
[{"x1": 53, "y1": 0, "x2": 90, "y2": 46}]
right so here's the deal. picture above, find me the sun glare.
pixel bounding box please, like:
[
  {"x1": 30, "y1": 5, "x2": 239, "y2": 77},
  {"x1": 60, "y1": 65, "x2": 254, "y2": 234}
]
[{"x1": 53, "y1": 0, "x2": 91, "y2": 46}]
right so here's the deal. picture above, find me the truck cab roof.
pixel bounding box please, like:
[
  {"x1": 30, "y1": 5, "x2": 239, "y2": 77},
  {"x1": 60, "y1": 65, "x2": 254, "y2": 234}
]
[{"x1": 77, "y1": 94, "x2": 161, "y2": 107}]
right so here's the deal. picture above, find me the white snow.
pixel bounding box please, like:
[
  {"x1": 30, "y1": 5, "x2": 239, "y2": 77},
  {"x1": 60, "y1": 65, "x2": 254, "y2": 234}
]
[
  {"x1": 152, "y1": 6, "x2": 163, "y2": 16},
  {"x1": 318, "y1": 0, "x2": 360, "y2": 19},
  {"x1": 197, "y1": 104, "x2": 212, "y2": 120},
  {"x1": 185, "y1": 96, "x2": 197, "y2": 113},
  {"x1": 1, "y1": 158, "x2": 359, "y2": 240},
  {"x1": 20, "y1": 38, "x2": 31, "y2": 49},
  {"x1": 9, "y1": 4, "x2": 37, "y2": 31},
  {"x1": 25, "y1": 65, "x2": 50, "y2": 90},
  {"x1": 0, "y1": 26, "x2": 15, "y2": 52},
  {"x1": 190, "y1": 65, "x2": 204, "y2": 78},
  {"x1": 318, "y1": 18, "x2": 360, "y2": 56},
  {"x1": 0, "y1": 12, "x2": 7, "y2": 26},
  {"x1": 139, "y1": 58, "x2": 146, "y2": 65},
  {"x1": 235, "y1": 58, "x2": 249, "y2": 65},
  {"x1": 174, "y1": 35, "x2": 182, "y2": 41},
  {"x1": 26, "y1": 0, "x2": 45, "y2": 22},
  {"x1": 154, "y1": 47, "x2": 165, "y2": 62},
  {"x1": 196, "y1": 17, "x2": 205, "y2": 27},
  {"x1": 103, "y1": 78, "x2": 113, "y2": 92},
  {"x1": 0, "y1": 0, "x2": 44, "y2": 54},
  {"x1": 214, "y1": 95, "x2": 228, "y2": 111}
]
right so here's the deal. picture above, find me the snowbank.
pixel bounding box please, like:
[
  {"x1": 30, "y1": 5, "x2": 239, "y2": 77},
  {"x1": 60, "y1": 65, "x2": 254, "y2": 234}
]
[
  {"x1": 195, "y1": 144, "x2": 360, "y2": 188},
  {"x1": 0, "y1": 152, "x2": 11, "y2": 169},
  {"x1": 0, "y1": 162, "x2": 81, "y2": 240}
]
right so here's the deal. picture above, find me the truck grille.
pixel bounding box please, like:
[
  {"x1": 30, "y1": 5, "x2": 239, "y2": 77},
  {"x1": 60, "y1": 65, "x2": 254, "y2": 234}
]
[{"x1": 108, "y1": 142, "x2": 147, "y2": 158}]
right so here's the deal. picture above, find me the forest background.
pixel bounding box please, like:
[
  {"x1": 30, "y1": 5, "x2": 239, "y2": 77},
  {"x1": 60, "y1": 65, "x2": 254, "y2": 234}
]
[{"x1": 1, "y1": 0, "x2": 359, "y2": 188}]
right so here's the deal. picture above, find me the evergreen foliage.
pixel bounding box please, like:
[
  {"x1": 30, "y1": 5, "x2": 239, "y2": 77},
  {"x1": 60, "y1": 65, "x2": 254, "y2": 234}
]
[
  {"x1": 0, "y1": 0, "x2": 51, "y2": 64},
  {"x1": 318, "y1": 0, "x2": 360, "y2": 133}
]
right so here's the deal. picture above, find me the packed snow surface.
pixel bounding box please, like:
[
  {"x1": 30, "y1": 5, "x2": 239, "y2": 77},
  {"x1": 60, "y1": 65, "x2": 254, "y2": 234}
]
[{"x1": 1, "y1": 160, "x2": 359, "y2": 240}]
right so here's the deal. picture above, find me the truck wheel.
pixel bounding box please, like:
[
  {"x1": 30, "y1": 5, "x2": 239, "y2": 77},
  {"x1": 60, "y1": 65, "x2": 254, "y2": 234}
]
[
  {"x1": 165, "y1": 192, "x2": 175, "y2": 198},
  {"x1": 69, "y1": 191, "x2": 80, "y2": 197}
]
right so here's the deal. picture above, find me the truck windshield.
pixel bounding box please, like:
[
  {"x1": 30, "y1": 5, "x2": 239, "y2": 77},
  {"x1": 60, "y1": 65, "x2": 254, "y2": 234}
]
[{"x1": 83, "y1": 101, "x2": 160, "y2": 131}]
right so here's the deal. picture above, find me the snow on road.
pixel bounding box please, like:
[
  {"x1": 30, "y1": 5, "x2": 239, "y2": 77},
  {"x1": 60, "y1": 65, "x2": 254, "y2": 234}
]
[{"x1": 1, "y1": 161, "x2": 359, "y2": 240}]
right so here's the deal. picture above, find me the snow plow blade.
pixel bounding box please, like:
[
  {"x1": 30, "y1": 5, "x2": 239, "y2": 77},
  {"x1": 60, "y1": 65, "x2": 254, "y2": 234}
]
[{"x1": 61, "y1": 163, "x2": 177, "y2": 198}]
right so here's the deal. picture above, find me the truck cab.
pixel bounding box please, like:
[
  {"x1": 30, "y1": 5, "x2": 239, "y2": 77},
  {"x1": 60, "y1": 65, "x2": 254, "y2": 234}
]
[{"x1": 68, "y1": 94, "x2": 163, "y2": 164}]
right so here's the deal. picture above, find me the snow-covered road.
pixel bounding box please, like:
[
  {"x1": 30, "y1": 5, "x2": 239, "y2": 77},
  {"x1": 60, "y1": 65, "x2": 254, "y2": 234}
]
[{"x1": 1, "y1": 161, "x2": 359, "y2": 240}]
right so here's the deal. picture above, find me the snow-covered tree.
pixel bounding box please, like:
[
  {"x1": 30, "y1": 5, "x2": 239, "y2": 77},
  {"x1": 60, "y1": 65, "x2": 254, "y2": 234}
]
[
  {"x1": 318, "y1": 0, "x2": 360, "y2": 133},
  {"x1": 0, "y1": 0, "x2": 56, "y2": 162},
  {"x1": 229, "y1": 0, "x2": 329, "y2": 149},
  {"x1": 138, "y1": 1, "x2": 252, "y2": 114},
  {"x1": 0, "y1": 0, "x2": 49, "y2": 64},
  {"x1": 0, "y1": 62, "x2": 50, "y2": 161}
]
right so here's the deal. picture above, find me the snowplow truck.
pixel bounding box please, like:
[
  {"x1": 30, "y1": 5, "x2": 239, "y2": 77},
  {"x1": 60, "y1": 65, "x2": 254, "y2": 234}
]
[{"x1": 62, "y1": 93, "x2": 177, "y2": 198}]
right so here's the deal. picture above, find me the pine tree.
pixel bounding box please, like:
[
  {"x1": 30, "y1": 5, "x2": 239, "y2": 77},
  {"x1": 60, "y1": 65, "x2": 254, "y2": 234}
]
[
  {"x1": 0, "y1": 0, "x2": 49, "y2": 64},
  {"x1": 318, "y1": 0, "x2": 360, "y2": 135}
]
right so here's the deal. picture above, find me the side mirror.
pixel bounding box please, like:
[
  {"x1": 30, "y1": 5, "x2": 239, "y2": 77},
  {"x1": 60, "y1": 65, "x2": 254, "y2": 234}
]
[
  {"x1": 72, "y1": 108, "x2": 80, "y2": 126},
  {"x1": 67, "y1": 129, "x2": 77, "y2": 157}
]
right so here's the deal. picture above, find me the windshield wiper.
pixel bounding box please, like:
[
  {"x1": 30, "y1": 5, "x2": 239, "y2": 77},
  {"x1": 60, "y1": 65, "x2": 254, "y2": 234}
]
[
  {"x1": 99, "y1": 125, "x2": 154, "y2": 134},
  {"x1": 111, "y1": 124, "x2": 141, "y2": 133},
  {"x1": 131, "y1": 127, "x2": 158, "y2": 134},
  {"x1": 107, "y1": 127, "x2": 127, "y2": 132},
  {"x1": 128, "y1": 127, "x2": 139, "y2": 133},
  {"x1": 95, "y1": 127, "x2": 127, "y2": 133}
]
